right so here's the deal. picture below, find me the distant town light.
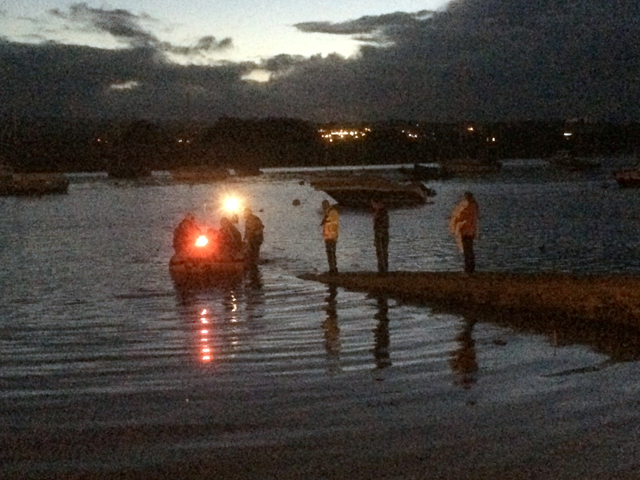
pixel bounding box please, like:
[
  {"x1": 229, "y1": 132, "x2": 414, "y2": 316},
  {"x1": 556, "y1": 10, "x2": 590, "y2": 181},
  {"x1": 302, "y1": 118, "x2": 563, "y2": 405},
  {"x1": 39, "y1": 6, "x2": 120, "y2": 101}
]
[{"x1": 564, "y1": 132, "x2": 573, "y2": 137}]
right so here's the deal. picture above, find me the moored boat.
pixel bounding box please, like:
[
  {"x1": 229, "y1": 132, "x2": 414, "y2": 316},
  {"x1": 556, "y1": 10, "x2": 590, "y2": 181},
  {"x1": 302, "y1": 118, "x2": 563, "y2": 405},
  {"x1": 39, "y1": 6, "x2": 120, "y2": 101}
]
[
  {"x1": 0, "y1": 165, "x2": 69, "y2": 196},
  {"x1": 171, "y1": 166, "x2": 230, "y2": 183},
  {"x1": 310, "y1": 175, "x2": 433, "y2": 208},
  {"x1": 400, "y1": 163, "x2": 451, "y2": 181},
  {"x1": 547, "y1": 150, "x2": 600, "y2": 171},
  {"x1": 615, "y1": 167, "x2": 640, "y2": 188},
  {"x1": 440, "y1": 158, "x2": 502, "y2": 176}
]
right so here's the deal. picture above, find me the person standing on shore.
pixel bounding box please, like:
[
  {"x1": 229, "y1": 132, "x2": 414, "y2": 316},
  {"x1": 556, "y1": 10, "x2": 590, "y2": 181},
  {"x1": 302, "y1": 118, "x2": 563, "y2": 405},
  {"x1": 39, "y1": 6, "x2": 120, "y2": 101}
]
[
  {"x1": 372, "y1": 198, "x2": 389, "y2": 273},
  {"x1": 449, "y1": 191, "x2": 479, "y2": 274},
  {"x1": 321, "y1": 199, "x2": 339, "y2": 275},
  {"x1": 243, "y1": 207, "x2": 264, "y2": 266}
]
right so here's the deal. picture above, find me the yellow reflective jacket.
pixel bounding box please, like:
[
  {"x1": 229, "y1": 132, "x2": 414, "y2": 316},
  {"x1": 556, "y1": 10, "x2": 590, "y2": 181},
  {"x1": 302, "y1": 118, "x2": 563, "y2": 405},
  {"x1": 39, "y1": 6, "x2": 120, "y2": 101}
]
[
  {"x1": 449, "y1": 198, "x2": 479, "y2": 238},
  {"x1": 322, "y1": 206, "x2": 339, "y2": 241}
]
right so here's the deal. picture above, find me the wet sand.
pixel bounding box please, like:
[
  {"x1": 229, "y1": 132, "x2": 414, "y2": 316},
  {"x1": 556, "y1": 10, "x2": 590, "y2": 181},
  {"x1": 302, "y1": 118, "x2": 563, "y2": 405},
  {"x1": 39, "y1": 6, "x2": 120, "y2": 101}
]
[
  {"x1": 301, "y1": 271, "x2": 640, "y2": 329},
  {"x1": 4, "y1": 376, "x2": 639, "y2": 480}
]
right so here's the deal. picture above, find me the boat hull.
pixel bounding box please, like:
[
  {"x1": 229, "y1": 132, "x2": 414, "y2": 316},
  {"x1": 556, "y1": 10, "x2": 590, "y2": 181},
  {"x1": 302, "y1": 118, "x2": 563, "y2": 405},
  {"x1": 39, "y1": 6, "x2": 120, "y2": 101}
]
[
  {"x1": 169, "y1": 254, "x2": 245, "y2": 287},
  {"x1": 615, "y1": 169, "x2": 640, "y2": 188},
  {"x1": 311, "y1": 176, "x2": 430, "y2": 208},
  {"x1": 171, "y1": 167, "x2": 229, "y2": 183},
  {"x1": 441, "y1": 160, "x2": 502, "y2": 175},
  {"x1": 0, "y1": 173, "x2": 69, "y2": 196}
]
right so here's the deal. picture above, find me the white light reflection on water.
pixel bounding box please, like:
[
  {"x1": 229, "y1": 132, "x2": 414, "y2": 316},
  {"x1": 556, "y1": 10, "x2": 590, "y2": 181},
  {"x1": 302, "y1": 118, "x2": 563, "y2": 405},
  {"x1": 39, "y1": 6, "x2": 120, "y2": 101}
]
[{"x1": 3, "y1": 161, "x2": 640, "y2": 477}]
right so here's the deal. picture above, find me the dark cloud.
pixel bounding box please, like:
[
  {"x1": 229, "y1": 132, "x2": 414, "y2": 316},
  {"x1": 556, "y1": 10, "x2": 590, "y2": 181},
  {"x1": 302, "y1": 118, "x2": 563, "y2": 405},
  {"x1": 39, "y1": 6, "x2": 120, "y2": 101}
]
[
  {"x1": 48, "y1": 3, "x2": 232, "y2": 55},
  {"x1": 162, "y1": 36, "x2": 233, "y2": 56},
  {"x1": 50, "y1": 3, "x2": 156, "y2": 47},
  {"x1": 295, "y1": 11, "x2": 434, "y2": 43},
  {"x1": 3, "y1": 0, "x2": 640, "y2": 122}
]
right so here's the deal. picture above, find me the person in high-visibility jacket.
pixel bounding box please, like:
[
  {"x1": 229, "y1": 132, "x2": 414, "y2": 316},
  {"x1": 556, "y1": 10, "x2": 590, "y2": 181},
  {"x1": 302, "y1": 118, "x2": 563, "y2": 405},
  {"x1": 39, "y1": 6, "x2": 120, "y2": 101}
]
[
  {"x1": 449, "y1": 191, "x2": 479, "y2": 273},
  {"x1": 321, "y1": 199, "x2": 339, "y2": 275}
]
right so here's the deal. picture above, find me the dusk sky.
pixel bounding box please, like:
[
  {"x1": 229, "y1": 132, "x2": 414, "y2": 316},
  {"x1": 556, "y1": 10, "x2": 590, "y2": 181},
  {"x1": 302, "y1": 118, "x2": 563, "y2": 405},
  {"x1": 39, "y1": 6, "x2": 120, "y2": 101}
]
[{"x1": 2, "y1": 0, "x2": 640, "y2": 122}]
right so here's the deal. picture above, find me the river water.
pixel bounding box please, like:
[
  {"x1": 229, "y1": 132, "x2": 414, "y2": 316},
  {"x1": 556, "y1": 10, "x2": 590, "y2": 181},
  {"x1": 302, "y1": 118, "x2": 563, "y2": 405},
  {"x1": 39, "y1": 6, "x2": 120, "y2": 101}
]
[{"x1": 2, "y1": 159, "x2": 640, "y2": 479}]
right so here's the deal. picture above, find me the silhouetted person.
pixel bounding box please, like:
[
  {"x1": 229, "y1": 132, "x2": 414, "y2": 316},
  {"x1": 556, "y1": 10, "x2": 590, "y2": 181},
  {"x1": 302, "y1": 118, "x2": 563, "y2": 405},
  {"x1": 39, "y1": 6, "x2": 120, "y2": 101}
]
[
  {"x1": 243, "y1": 207, "x2": 264, "y2": 266},
  {"x1": 321, "y1": 199, "x2": 339, "y2": 275},
  {"x1": 173, "y1": 213, "x2": 201, "y2": 256},
  {"x1": 449, "y1": 191, "x2": 479, "y2": 273},
  {"x1": 372, "y1": 198, "x2": 389, "y2": 273},
  {"x1": 219, "y1": 216, "x2": 243, "y2": 261}
]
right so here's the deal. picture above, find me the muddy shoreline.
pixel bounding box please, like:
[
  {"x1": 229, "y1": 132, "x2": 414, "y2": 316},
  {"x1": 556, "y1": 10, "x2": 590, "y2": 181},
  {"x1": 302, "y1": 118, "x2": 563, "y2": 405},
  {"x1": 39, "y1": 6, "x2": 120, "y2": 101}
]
[{"x1": 301, "y1": 271, "x2": 640, "y2": 329}]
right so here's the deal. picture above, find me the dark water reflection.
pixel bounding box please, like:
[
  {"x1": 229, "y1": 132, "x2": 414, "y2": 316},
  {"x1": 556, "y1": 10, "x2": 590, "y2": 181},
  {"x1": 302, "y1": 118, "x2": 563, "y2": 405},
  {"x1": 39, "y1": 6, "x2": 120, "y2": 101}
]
[{"x1": 3, "y1": 162, "x2": 640, "y2": 478}]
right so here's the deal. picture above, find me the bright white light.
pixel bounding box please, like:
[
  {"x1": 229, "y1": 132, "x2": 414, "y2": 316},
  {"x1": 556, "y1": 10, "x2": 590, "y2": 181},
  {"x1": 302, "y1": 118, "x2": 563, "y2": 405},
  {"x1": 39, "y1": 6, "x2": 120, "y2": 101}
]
[
  {"x1": 195, "y1": 235, "x2": 208, "y2": 247},
  {"x1": 223, "y1": 196, "x2": 242, "y2": 214}
]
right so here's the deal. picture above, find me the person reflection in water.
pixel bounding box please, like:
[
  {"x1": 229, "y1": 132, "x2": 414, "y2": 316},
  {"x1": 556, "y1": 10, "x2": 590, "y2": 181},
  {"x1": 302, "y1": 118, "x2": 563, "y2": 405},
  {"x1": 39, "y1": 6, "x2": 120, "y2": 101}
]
[
  {"x1": 449, "y1": 319, "x2": 478, "y2": 389},
  {"x1": 373, "y1": 296, "x2": 391, "y2": 369},
  {"x1": 322, "y1": 284, "x2": 341, "y2": 374}
]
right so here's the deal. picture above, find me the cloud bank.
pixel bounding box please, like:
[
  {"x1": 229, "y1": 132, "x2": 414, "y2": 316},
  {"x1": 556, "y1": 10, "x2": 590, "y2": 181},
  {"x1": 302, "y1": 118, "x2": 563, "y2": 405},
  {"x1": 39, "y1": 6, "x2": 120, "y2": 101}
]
[{"x1": 2, "y1": 0, "x2": 640, "y2": 122}]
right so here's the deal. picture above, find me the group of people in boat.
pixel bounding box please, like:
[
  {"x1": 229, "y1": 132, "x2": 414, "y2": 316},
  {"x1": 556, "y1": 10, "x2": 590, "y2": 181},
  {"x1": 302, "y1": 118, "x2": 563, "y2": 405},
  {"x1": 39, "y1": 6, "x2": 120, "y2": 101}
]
[{"x1": 173, "y1": 207, "x2": 264, "y2": 266}]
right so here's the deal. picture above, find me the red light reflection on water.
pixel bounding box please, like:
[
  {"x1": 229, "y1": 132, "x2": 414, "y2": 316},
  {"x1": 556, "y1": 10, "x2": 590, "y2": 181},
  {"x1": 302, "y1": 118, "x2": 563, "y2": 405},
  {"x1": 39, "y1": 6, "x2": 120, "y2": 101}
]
[{"x1": 200, "y1": 309, "x2": 213, "y2": 363}]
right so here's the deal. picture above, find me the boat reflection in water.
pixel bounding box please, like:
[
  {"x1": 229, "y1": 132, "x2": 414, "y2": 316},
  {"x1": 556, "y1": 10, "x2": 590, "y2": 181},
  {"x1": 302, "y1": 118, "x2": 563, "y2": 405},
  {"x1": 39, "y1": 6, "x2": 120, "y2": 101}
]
[
  {"x1": 174, "y1": 265, "x2": 263, "y2": 365},
  {"x1": 199, "y1": 308, "x2": 213, "y2": 363}
]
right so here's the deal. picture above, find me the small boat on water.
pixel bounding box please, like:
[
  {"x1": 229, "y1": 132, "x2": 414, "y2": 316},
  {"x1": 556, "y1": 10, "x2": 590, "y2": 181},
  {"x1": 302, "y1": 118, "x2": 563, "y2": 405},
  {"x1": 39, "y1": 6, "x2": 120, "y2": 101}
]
[
  {"x1": 169, "y1": 226, "x2": 247, "y2": 287},
  {"x1": 171, "y1": 166, "x2": 230, "y2": 183},
  {"x1": 0, "y1": 165, "x2": 69, "y2": 196},
  {"x1": 105, "y1": 155, "x2": 152, "y2": 179},
  {"x1": 400, "y1": 163, "x2": 451, "y2": 181},
  {"x1": 615, "y1": 167, "x2": 640, "y2": 188},
  {"x1": 440, "y1": 158, "x2": 502, "y2": 176},
  {"x1": 310, "y1": 175, "x2": 433, "y2": 208},
  {"x1": 232, "y1": 166, "x2": 263, "y2": 177},
  {"x1": 547, "y1": 150, "x2": 600, "y2": 171}
]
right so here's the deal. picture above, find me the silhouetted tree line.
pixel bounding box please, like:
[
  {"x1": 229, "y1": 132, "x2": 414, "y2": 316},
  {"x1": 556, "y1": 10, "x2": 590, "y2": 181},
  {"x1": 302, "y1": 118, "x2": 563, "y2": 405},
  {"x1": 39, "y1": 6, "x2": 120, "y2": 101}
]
[{"x1": 0, "y1": 115, "x2": 638, "y2": 173}]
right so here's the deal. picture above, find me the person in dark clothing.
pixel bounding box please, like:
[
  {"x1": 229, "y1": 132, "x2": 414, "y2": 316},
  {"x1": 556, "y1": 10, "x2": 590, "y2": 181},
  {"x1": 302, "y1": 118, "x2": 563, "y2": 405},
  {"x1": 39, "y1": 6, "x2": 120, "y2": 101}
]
[
  {"x1": 372, "y1": 198, "x2": 389, "y2": 273},
  {"x1": 243, "y1": 207, "x2": 264, "y2": 266},
  {"x1": 173, "y1": 213, "x2": 201, "y2": 256},
  {"x1": 219, "y1": 216, "x2": 243, "y2": 261}
]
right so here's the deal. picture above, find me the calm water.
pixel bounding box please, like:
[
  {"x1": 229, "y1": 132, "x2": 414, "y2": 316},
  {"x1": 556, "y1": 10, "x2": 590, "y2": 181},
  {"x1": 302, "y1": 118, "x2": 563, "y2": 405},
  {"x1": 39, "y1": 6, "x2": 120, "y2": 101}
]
[{"x1": 2, "y1": 159, "x2": 640, "y2": 478}]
